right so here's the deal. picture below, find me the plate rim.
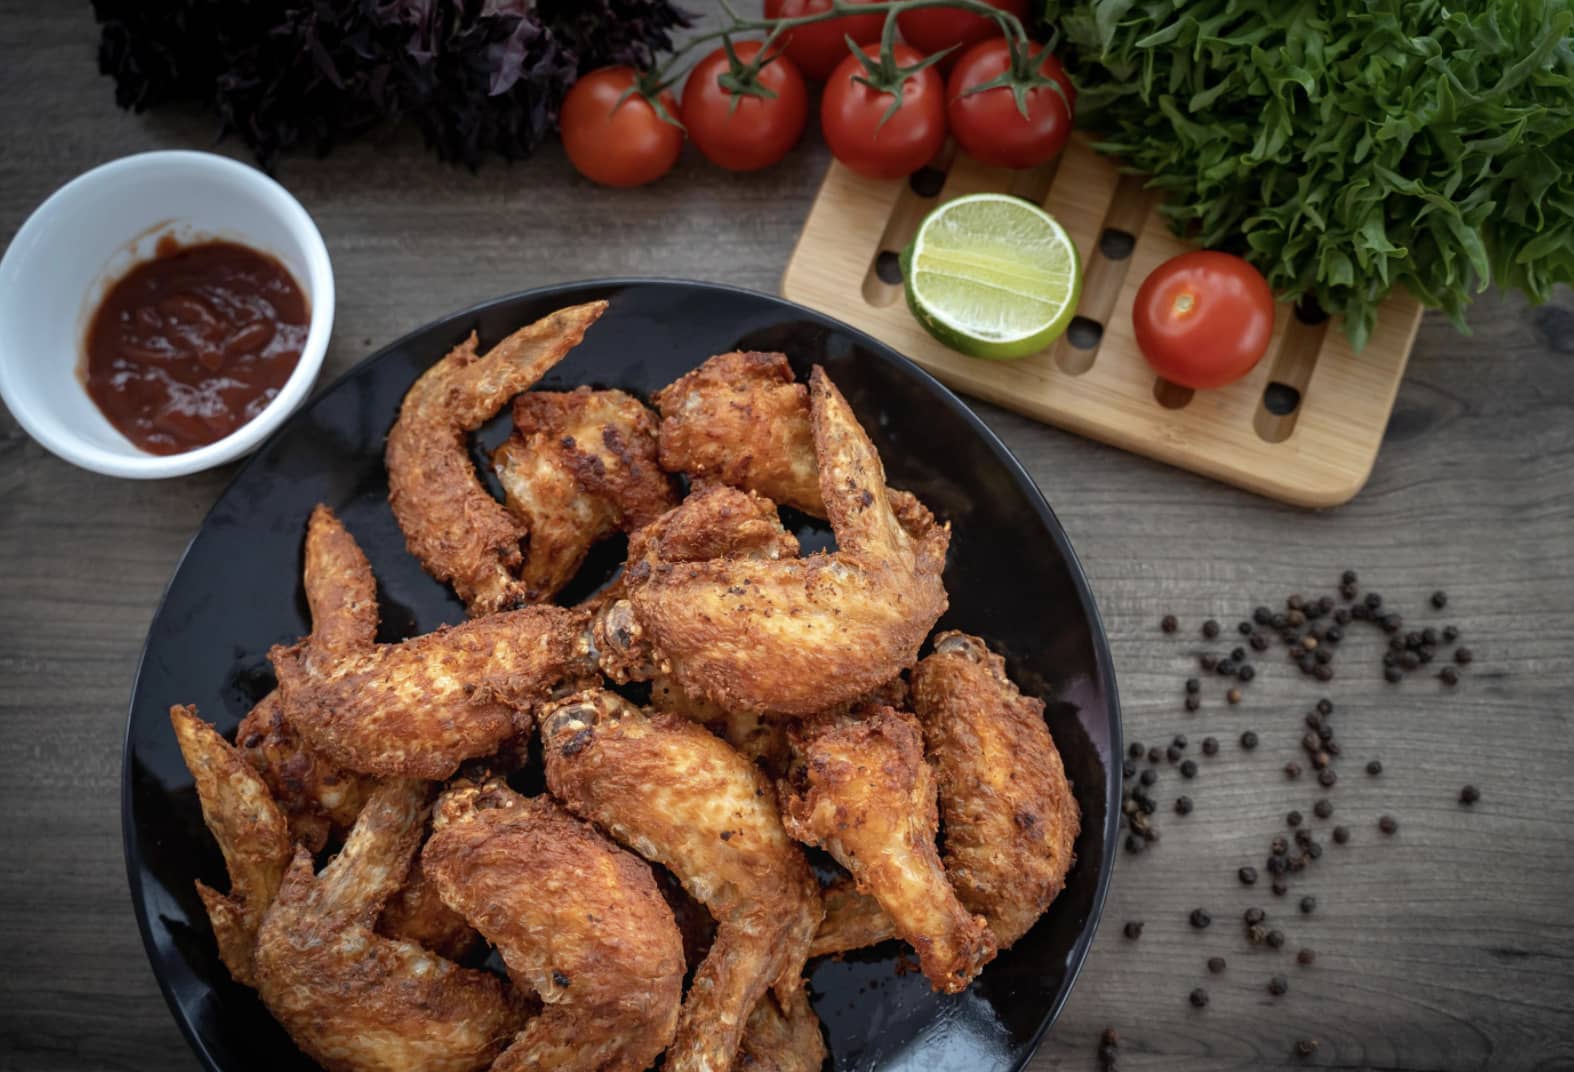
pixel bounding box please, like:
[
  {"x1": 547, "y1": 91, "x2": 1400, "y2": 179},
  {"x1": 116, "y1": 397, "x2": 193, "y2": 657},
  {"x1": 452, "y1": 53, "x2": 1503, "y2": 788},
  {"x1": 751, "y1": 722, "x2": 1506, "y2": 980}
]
[{"x1": 120, "y1": 275, "x2": 1122, "y2": 1072}]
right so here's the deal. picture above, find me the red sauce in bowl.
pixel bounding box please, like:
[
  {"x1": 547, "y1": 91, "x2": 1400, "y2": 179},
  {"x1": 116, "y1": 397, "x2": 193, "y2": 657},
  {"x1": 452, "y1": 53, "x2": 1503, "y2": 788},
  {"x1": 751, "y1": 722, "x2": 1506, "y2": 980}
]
[{"x1": 82, "y1": 236, "x2": 310, "y2": 455}]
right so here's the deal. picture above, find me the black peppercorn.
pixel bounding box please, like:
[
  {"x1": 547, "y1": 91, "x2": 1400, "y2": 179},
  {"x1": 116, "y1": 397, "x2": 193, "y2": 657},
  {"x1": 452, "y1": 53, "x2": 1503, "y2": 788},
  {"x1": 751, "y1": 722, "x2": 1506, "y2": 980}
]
[
  {"x1": 1285, "y1": 762, "x2": 1303, "y2": 779},
  {"x1": 1272, "y1": 613, "x2": 1289, "y2": 629},
  {"x1": 1202, "y1": 736, "x2": 1219, "y2": 756},
  {"x1": 1231, "y1": 646, "x2": 1247, "y2": 662},
  {"x1": 1271, "y1": 835, "x2": 1289, "y2": 856},
  {"x1": 1268, "y1": 975, "x2": 1289, "y2": 996},
  {"x1": 1202, "y1": 619, "x2": 1220, "y2": 638},
  {"x1": 1181, "y1": 759, "x2": 1198, "y2": 779},
  {"x1": 1128, "y1": 741, "x2": 1144, "y2": 759},
  {"x1": 1366, "y1": 759, "x2": 1382, "y2": 775},
  {"x1": 1297, "y1": 947, "x2": 1316, "y2": 966},
  {"x1": 1140, "y1": 769, "x2": 1157, "y2": 786},
  {"x1": 1149, "y1": 746, "x2": 1164, "y2": 763},
  {"x1": 1122, "y1": 760, "x2": 1137, "y2": 780},
  {"x1": 1189, "y1": 987, "x2": 1209, "y2": 1008},
  {"x1": 1455, "y1": 647, "x2": 1474, "y2": 665},
  {"x1": 1184, "y1": 694, "x2": 1201, "y2": 712},
  {"x1": 1334, "y1": 607, "x2": 1351, "y2": 624},
  {"x1": 1138, "y1": 796, "x2": 1156, "y2": 815},
  {"x1": 1305, "y1": 711, "x2": 1324, "y2": 731},
  {"x1": 1431, "y1": 590, "x2": 1448, "y2": 609},
  {"x1": 1125, "y1": 834, "x2": 1145, "y2": 854},
  {"x1": 1218, "y1": 659, "x2": 1238, "y2": 676},
  {"x1": 1238, "y1": 664, "x2": 1257, "y2": 683},
  {"x1": 1378, "y1": 815, "x2": 1398, "y2": 834},
  {"x1": 1326, "y1": 739, "x2": 1343, "y2": 757},
  {"x1": 1244, "y1": 906, "x2": 1266, "y2": 925},
  {"x1": 1172, "y1": 734, "x2": 1188, "y2": 749},
  {"x1": 1439, "y1": 665, "x2": 1459, "y2": 686},
  {"x1": 1185, "y1": 677, "x2": 1200, "y2": 694},
  {"x1": 1442, "y1": 624, "x2": 1459, "y2": 643},
  {"x1": 1332, "y1": 825, "x2": 1350, "y2": 844},
  {"x1": 1314, "y1": 799, "x2": 1333, "y2": 819},
  {"x1": 1272, "y1": 877, "x2": 1288, "y2": 897},
  {"x1": 1208, "y1": 956, "x2": 1227, "y2": 974},
  {"x1": 1287, "y1": 609, "x2": 1307, "y2": 627},
  {"x1": 1267, "y1": 929, "x2": 1286, "y2": 949},
  {"x1": 1190, "y1": 908, "x2": 1212, "y2": 929},
  {"x1": 1317, "y1": 722, "x2": 1335, "y2": 742},
  {"x1": 1254, "y1": 606, "x2": 1272, "y2": 625},
  {"x1": 1287, "y1": 810, "x2": 1304, "y2": 827},
  {"x1": 1384, "y1": 665, "x2": 1403, "y2": 683},
  {"x1": 1460, "y1": 784, "x2": 1480, "y2": 805},
  {"x1": 1174, "y1": 795, "x2": 1194, "y2": 815},
  {"x1": 1266, "y1": 855, "x2": 1286, "y2": 876},
  {"x1": 1250, "y1": 632, "x2": 1269, "y2": 652},
  {"x1": 1382, "y1": 613, "x2": 1403, "y2": 634},
  {"x1": 1239, "y1": 866, "x2": 1259, "y2": 885},
  {"x1": 1161, "y1": 614, "x2": 1179, "y2": 633},
  {"x1": 1365, "y1": 592, "x2": 1382, "y2": 609},
  {"x1": 1421, "y1": 626, "x2": 1439, "y2": 646},
  {"x1": 1326, "y1": 625, "x2": 1343, "y2": 643},
  {"x1": 1200, "y1": 653, "x2": 1218, "y2": 672},
  {"x1": 1405, "y1": 630, "x2": 1423, "y2": 650},
  {"x1": 1302, "y1": 732, "x2": 1321, "y2": 753},
  {"x1": 1319, "y1": 768, "x2": 1338, "y2": 788},
  {"x1": 1299, "y1": 895, "x2": 1316, "y2": 914},
  {"x1": 1227, "y1": 688, "x2": 1243, "y2": 705},
  {"x1": 1295, "y1": 1038, "x2": 1319, "y2": 1057},
  {"x1": 1238, "y1": 621, "x2": 1253, "y2": 636},
  {"x1": 1167, "y1": 745, "x2": 1183, "y2": 763},
  {"x1": 1399, "y1": 651, "x2": 1421, "y2": 671},
  {"x1": 1352, "y1": 603, "x2": 1370, "y2": 620},
  {"x1": 1240, "y1": 730, "x2": 1259, "y2": 750},
  {"x1": 1313, "y1": 663, "x2": 1334, "y2": 682},
  {"x1": 1123, "y1": 920, "x2": 1144, "y2": 939}
]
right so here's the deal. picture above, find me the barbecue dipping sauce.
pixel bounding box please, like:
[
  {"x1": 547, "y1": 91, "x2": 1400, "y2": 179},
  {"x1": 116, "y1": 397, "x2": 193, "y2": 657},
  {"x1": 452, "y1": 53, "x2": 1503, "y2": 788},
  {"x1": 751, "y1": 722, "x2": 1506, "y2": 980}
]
[{"x1": 82, "y1": 236, "x2": 310, "y2": 455}]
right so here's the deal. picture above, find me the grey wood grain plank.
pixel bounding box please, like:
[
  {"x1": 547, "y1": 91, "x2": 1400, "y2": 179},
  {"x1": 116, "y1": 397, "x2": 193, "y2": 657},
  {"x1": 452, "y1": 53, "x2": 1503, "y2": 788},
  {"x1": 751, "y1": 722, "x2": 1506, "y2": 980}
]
[{"x1": 2, "y1": 2, "x2": 1573, "y2": 1071}]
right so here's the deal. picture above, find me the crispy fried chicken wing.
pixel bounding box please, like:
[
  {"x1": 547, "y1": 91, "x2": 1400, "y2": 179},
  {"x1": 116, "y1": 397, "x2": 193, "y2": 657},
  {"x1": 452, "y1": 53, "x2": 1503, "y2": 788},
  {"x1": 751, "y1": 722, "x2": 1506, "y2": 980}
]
[
  {"x1": 238, "y1": 505, "x2": 377, "y2": 852},
  {"x1": 542, "y1": 689, "x2": 820, "y2": 1072},
  {"x1": 781, "y1": 706, "x2": 995, "y2": 993},
  {"x1": 423, "y1": 779, "x2": 685, "y2": 1072},
  {"x1": 653, "y1": 351, "x2": 823, "y2": 515},
  {"x1": 650, "y1": 675, "x2": 792, "y2": 778},
  {"x1": 492, "y1": 387, "x2": 675, "y2": 603},
  {"x1": 254, "y1": 779, "x2": 522, "y2": 1072},
  {"x1": 808, "y1": 879, "x2": 893, "y2": 959},
  {"x1": 386, "y1": 301, "x2": 607, "y2": 615},
  {"x1": 271, "y1": 605, "x2": 594, "y2": 779},
  {"x1": 628, "y1": 368, "x2": 949, "y2": 715},
  {"x1": 911, "y1": 632, "x2": 1080, "y2": 948},
  {"x1": 171, "y1": 704, "x2": 292, "y2": 988},
  {"x1": 377, "y1": 849, "x2": 479, "y2": 963},
  {"x1": 736, "y1": 985, "x2": 826, "y2": 1072}
]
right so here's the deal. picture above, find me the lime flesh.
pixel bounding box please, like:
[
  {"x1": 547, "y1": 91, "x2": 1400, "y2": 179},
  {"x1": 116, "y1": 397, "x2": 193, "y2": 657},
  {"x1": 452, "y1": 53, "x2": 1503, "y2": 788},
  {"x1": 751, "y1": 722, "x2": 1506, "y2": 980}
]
[{"x1": 902, "y1": 193, "x2": 1082, "y2": 361}]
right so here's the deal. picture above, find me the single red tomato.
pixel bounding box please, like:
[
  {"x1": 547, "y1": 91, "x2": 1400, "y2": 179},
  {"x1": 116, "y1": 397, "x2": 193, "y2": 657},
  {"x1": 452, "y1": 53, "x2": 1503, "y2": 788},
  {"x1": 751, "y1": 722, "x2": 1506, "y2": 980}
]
[
  {"x1": 1133, "y1": 251, "x2": 1276, "y2": 389},
  {"x1": 682, "y1": 41, "x2": 808, "y2": 172},
  {"x1": 898, "y1": 0, "x2": 1029, "y2": 67},
  {"x1": 947, "y1": 40, "x2": 1075, "y2": 169},
  {"x1": 821, "y1": 43, "x2": 947, "y2": 180},
  {"x1": 765, "y1": 0, "x2": 884, "y2": 81},
  {"x1": 559, "y1": 67, "x2": 683, "y2": 188}
]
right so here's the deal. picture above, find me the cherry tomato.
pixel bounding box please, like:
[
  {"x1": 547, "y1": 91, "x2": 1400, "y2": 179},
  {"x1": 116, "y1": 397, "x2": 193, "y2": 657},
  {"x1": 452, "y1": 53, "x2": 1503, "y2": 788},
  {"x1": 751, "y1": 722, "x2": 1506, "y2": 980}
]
[
  {"x1": 682, "y1": 41, "x2": 808, "y2": 172},
  {"x1": 898, "y1": 0, "x2": 1029, "y2": 68},
  {"x1": 1132, "y1": 251, "x2": 1276, "y2": 390},
  {"x1": 947, "y1": 40, "x2": 1075, "y2": 169},
  {"x1": 559, "y1": 67, "x2": 683, "y2": 188},
  {"x1": 821, "y1": 43, "x2": 947, "y2": 180},
  {"x1": 765, "y1": 0, "x2": 884, "y2": 81}
]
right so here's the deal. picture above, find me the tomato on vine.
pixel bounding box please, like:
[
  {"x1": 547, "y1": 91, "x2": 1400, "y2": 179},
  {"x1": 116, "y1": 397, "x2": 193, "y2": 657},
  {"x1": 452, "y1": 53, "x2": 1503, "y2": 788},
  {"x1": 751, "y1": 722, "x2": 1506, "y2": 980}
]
[
  {"x1": 682, "y1": 41, "x2": 809, "y2": 172},
  {"x1": 560, "y1": 67, "x2": 684, "y2": 188},
  {"x1": 822, "y1": 42, "x2": 948, "y2": 180},
  {"x1": 764, "y1": 0, "x2": 884, "y2": 81},
  {"x1": 947, "y1": 40, "x2": 1075, "y2": 170},
  {"x1": 897, "y1": 0, "x2": 1029, "y2": 66}
]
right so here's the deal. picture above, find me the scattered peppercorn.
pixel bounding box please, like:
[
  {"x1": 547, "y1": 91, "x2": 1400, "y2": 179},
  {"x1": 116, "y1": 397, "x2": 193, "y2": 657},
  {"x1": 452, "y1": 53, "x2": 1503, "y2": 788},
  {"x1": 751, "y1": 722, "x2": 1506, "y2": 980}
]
[
  {"x1": 1342, "y1": 570, "x2": 1358, "y2": 585},
  {"x1": 1365, "y1": 592, "x2": 1382, "y2": 609},
  {"x1": 1268, "y1": 975, "x2": 1289, "y2": 996},
  {"x1": 1175, "y1": 795, "x2": 1194, "y2": 815},
  {"x1": 1239, "y1": 866, "x2": 1259, "y2": 885},
  {"x1": 1218, "y1": 659, "x2": 1239, "y2": 676},
  {"x1": 1455, "y1": 647, "x2": 1474, "y2": 665},
  {"x1": 1440, "y1": 666, "x2": 1459, "y2": 686},
  {"x1": 1271, "y1": 835, "x2": 1289, "y2": 856},
  {"x1": 1181, "y1": 760, "x2": 1198, "y2": 779},
  {"x1": 1366, "y1": 760, "x2": 1382, "y2": 776},
  {"x1": 1287, "y1": 810, "x2": 1304, "y2": 827},
  {"x1": 1123, "y1": 921, "x2": 1144, "y2": 939},
  {"x1": 1272, "y1": 877, "x2": 1288, "y2": 897},
  {"x1": 1319, "y1": 768, "x2": 1338, "y2": 788},
  {"x1": 1122, "y1": 760, "x2": 1136, "y2": 780},
  {"x1": 1149, "y1": 746, "x2": 1164, "y2": 764},
  {"x1": 1125, "y1": 834, "x2": 1145, "y2": 854},
  {"x1": 1185, "y1": 677, "x2": 1200, "y2": 694},
  {"x1": 1202, "y1": 737, "x2": 1219, "y2": 756},
  {"x1": 1384, "y1": 666, "x2": 1403, "y2": 683},
  {"x1": 1378, "y1": 815, "x2": 1398, "y2": 835},
  {"x1": 1247, "y1": 923, "x2": 1269, "y2": 945},
  {"x1": 1460, "y1": 784, "x2": 1481, "y2": 805},
  {"x1": 1189, "y1": 987, "x2": 1209, "y2": 1008},
  {"x1": 1443, "y1": 625, "x2": 1459, "y2": 643},
  {"x1": 1299, "y1": 896, "x2": 1316, "y2": 914},
  {"x1": 1295, "y1": 1038, "x2": 1319, "y2": 1057},
  {"x1": 1314, "y1": 664, "x2": 1334, "y2": 682},
  {"x1": 1297, "y1": 948, "x2": 1316, "y2": 966},
  {"x1": 1238, "y1": 665, "x2": 1257, "y2": 683},
  {"x1": 1200, "y1": 653, "x2": 1218, "y2": 671},
  {"x1": 1431, "y1": 590, "x2": 1448, "y2": 609},
  {"x1": 1241, "y1": 731, "x2": 1259, "y2": 749},
  {"x1": 1185, "y1": 694, "x2": 1201, "y2": 711},
  {"x1": 1237, "y1": 621, "x2": 1253, "y2": 636},
  {"x1": 1128, "y1": 742, "x2": 1144, "y2": 759},
  {"x1": 1250, "y1": 633, "x2": 1269, "y2": 652},
  {"x1": 1316, "y1": 698, "x2": 1333, "y2": 716},
  {"x1": 1167, "y1": 745, "x2": 1183, "y2": 763},
  {"x1": 1208, "y1": 956, "x2": 1227, "y2": 974},
  {"x1": 1140, "y1": 769, "x2": 1157, "y2": 787},
  {"x1": 1285, "y1": 762, "x2": 1303, "y2": 779},
  {"x1": 1190, "y1": 908, "x2": 1212, "y2": 929},
  {"x1": 1334, "y1": 606, "x2": 1352, "y2": 624},
  {"x1": 1227, "y1": 688, "x2": 1242, "y2": 705},
  {"x1": 1314, "y1": 799, "x2": 1333, "y2": 819},
  {"x1": 1244, "y1": 907, "x2": 1266, "y2": 925},
  {"x1": 1332, "y1": 825, "x2": 1350, "y2": 844},
  {"x1": 1202, "y1": 619, "x2": 1220, "y2": 639},
  {"x1": 1161, "y1": 614, "x2": 1179, "y2": 633}
]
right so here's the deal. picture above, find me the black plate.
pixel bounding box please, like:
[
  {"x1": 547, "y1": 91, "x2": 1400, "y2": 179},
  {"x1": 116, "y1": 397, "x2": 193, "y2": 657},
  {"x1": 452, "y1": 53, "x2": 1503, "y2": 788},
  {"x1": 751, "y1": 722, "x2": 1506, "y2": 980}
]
[{"x1": 123, "y1": 279, "x2": 1120, "y2": 1072}]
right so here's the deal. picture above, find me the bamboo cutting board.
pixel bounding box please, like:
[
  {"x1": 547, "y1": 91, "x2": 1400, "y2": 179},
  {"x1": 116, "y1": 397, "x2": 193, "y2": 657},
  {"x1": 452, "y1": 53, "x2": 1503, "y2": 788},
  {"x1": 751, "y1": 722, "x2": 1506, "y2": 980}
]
[{"x1": 781, "y1": 136, "x2": 1423, "y2": 507}]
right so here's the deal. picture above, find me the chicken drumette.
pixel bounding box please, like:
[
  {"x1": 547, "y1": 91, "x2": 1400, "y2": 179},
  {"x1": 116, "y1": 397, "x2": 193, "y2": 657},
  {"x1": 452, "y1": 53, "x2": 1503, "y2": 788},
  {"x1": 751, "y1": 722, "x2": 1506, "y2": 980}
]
[
  {"x1": 541, "y1": 688, "x2": 820, "y2": 1072},
  {"x1": 423, "y1": 778, "x2": 685, "y2": 1072}
]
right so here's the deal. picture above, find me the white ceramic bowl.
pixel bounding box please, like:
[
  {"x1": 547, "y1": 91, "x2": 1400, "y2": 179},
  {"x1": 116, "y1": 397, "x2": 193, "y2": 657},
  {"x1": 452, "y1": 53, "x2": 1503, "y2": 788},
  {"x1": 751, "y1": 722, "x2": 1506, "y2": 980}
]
[{"x1": 0, "y1": 151, "x2": 334, "y2": 478}]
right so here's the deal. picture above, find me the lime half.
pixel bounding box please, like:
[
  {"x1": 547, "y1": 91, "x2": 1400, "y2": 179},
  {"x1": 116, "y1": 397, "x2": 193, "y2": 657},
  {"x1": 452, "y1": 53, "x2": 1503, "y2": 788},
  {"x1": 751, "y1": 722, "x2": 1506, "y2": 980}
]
[{"x1": 901, "y1": 193, "x2": 1082, "y2": 361}]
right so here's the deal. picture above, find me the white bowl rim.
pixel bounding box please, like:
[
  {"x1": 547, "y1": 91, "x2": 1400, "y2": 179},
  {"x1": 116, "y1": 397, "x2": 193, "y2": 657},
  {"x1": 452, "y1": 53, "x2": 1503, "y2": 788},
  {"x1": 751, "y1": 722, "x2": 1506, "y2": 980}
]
[{"x1": 0, "y1": 150, "x2": 335, "y2": 479}]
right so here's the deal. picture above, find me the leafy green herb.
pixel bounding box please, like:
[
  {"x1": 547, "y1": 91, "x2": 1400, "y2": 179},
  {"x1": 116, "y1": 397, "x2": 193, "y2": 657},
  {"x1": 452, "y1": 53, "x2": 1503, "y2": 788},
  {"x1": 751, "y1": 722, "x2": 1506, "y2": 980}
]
[
  {"x1": 93, "y1": 0, "x2": 690, "y2": 170},
  {"x1": 1039, "y1": 0, "x2": 1574, "y2": 348}
]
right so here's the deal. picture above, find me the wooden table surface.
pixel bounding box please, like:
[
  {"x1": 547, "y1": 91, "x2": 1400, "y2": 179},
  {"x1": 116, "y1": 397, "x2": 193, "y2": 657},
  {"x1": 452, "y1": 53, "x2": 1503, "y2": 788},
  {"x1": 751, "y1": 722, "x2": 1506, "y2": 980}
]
[{"x1": 3, "y1": 5, "x2": 1572, "y2": 1071}]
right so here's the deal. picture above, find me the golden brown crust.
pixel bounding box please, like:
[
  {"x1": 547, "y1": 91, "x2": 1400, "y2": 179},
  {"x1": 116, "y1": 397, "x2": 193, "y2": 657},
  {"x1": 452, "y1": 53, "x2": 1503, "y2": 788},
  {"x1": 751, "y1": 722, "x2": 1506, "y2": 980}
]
[
  {"x1": 911, "y1": 632, "x2": 1080, "y2": 949},
  {"x1": 238, "y1": 506, "x2": 379, "y2": 851},
  {"x1": 629, "y1": 368, "x2": 949, "y2": 715},
  {"x1": 386, "y1": 302, "x2": 607, "y2": 616},
  {"x1": 376, "y1": 850, "x2": 480, "y2": 963},
  {"x1": 254, "y1": 780, "x2": 522, "y2": 1072},
  {"x1": 493, "y1": 387, "x2": 676, "y2": 603},
  {"x1": 781, "y1": 706, "x2": 995, "y2": 993},
  {"x1": 424, "y1": 780, "x2": 685, "y2": 1072},
  {"x1": 654, "y1": 351, "x2": 823, "y2": 515},
  {"x1": 271, "y1": 605, "x2": 594, "y2": 780},
  {"x1": 735, "y1": 984, "x2": 826, "y2": 1072},
  {"x1": 541, "y1": 689, "x2": 821, "y2": 1072},
  {"x1": 171, "y1": 704, "x2": 293, "y2": 989},
  {"x1": 808, "y1": 879, "x2": 894, "y2": 959}
]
